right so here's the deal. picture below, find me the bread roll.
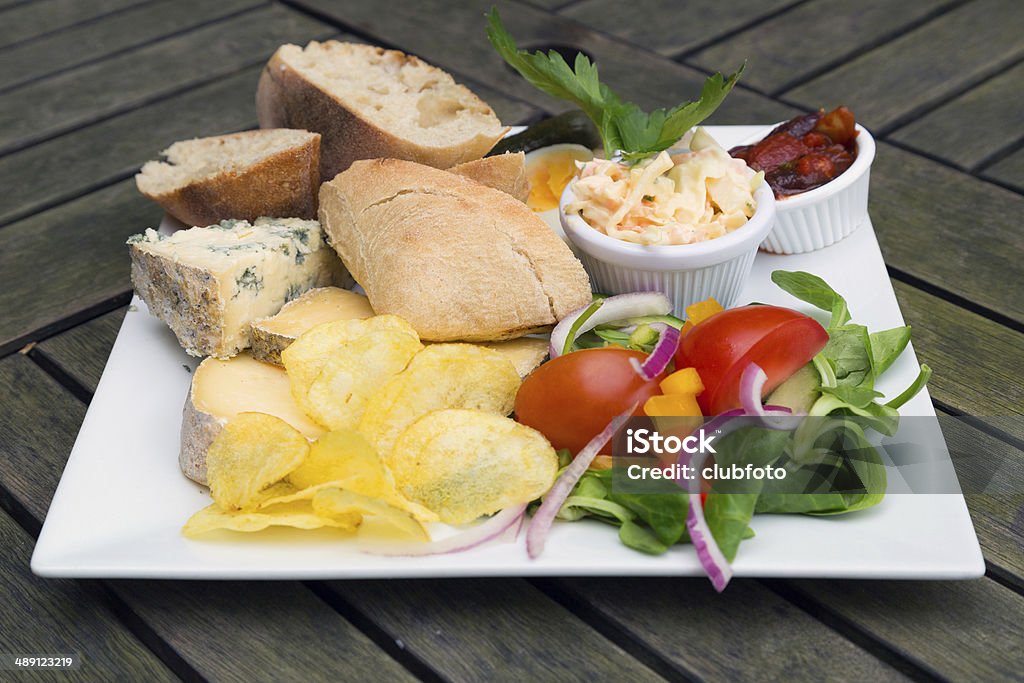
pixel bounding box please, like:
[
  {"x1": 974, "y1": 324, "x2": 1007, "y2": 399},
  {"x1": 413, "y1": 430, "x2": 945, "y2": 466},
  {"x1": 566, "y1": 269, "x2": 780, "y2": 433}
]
[
  {"x1": 135, "y1": 129, "x2": 320, "y2": 226},
  {"x1": 319, "y1": 159, "x2": 591, "y2": 342},
  {"x1": 257, "y1": 42, "x2": 506, "y2": 180},
  {"x1": 449, "y1": 153, "x2": 529, "y2": 202}
]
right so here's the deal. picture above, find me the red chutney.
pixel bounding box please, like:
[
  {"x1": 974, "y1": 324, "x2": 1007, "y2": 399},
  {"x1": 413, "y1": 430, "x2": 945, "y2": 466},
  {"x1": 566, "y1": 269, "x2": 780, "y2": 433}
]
[{"x1": 730, "y1": 106, "x2": 858, "y2": 198}]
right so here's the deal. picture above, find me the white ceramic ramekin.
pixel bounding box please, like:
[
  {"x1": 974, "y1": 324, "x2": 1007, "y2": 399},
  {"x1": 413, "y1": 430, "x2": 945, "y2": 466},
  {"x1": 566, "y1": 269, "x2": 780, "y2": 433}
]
[
  {"x1": 745, "y1": 123, "x2": 875, "y2": 254},
  {"x1": 559, "y1": 180, "x2": 776, "y2": 314}
]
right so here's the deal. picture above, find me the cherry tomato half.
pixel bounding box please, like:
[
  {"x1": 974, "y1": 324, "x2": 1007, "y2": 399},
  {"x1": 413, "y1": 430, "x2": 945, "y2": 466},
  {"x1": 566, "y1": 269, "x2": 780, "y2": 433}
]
[
  {"x1": 515, "y1": 348, "x2": 663, "y2": 454},
  {"x1": 676, "y1": 305, "x2": 828, "y2": 415}
]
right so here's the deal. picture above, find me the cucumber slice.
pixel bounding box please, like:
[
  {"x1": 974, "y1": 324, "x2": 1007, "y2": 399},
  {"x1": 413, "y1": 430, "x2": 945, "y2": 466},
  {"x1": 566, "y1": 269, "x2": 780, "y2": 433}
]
[{"x1": 488, "y1": 110, "x2": 603, "y2": 156}]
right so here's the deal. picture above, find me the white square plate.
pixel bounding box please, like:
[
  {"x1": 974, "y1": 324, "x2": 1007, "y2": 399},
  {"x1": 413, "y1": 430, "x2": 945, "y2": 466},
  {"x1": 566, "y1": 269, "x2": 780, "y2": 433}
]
[{"x1": 32, "y1": 126, "x2": 984, "y2": 579}]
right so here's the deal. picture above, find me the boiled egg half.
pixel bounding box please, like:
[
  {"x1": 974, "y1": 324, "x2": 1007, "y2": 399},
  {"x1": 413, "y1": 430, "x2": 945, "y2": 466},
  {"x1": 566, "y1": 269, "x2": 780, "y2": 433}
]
[{"x1": 524, "y1": 143, "x2": 594, "y2": 241}]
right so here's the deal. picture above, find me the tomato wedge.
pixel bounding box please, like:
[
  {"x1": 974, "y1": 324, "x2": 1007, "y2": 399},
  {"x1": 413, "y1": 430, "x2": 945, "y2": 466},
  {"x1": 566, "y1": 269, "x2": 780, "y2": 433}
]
[
  {"x1": 676, "y1": 305, "x2": 828, "y2": 415},
  {"x1": 515, "y1": 348, "x2": 663, "y2": 454}
]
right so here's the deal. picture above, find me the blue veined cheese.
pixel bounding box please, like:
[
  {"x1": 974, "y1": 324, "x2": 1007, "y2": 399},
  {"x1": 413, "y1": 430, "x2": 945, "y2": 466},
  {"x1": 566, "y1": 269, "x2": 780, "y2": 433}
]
[{"x1": 127, "y1": 217, "x2": 350, "y2": 358}]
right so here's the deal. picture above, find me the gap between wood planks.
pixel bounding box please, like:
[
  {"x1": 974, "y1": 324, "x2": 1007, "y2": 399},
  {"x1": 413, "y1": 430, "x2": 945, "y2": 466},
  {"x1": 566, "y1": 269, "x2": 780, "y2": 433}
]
[
  {"x1": 672, "y1": 0, "x2": 973, "y2": 93},
  {"x1": 0, "y1": 0, "x2": 271, "y2": 97},
  {"x1": 527, "y1": 578, "x2": 700, "y2": 682},
  {"x1": 0, "y1": 0, "x2": 165, "y2": 54},
  {"x1": 0, "y1": 3, "x2": 324, "y2": 160},
  {"x1": 758, "y1": 580, "x2": 944, "y2": 683}
]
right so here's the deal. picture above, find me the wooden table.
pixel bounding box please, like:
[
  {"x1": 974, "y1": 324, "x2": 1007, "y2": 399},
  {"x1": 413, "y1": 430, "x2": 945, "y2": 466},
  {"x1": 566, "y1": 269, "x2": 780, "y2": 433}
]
[{"x1": 1, "y1": 1, "x2": 1021, "y2": 680}]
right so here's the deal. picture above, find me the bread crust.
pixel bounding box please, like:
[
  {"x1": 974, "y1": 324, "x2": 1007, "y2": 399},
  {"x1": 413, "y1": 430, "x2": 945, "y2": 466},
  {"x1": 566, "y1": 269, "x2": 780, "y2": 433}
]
[
  {"x1": 449, "y1": 153, "x2": 529, "y2": 202},
  {"x1": 257, "y1": 43, "x2": 507, "y2": 181},
  {"x1": 319, "y1": 158, "x2": 591, "y2": 342},
  {"x1": 136, "y1": 130, "x2": 320, "y2": 226}
]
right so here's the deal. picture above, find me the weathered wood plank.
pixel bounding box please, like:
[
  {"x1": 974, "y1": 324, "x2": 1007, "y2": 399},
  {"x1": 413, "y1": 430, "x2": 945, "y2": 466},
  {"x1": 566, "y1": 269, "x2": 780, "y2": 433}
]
[
  {"x1": 893, "y1": 281, "x2": 1023, "y2": 441},
  {"x1": 0, "y1": 0, "x2": 149, "y2": 49},
  {"x1": 689, "y1": 0, "x2": 956, "y2": 94},
  {"x1": 871, "y1": 142, "x2": 1024, "y2": 324},
  {"x1": 0, "y1": 40, "x2": 536, "y2": 227},
  {"x1": 551, "y1": 578, "x2": 908, "y2": 681},
  {"x1": 0, "y1": 356, "x2": 416, "y2": 682},
  {"x1": 790, "y1": 579, "x2": 1024, "y2": 681},
  {"x1": 0, "y1": 66, "x2": 263, "y2": 226},
  {"x1": 289, "y1": 0, "x2": 798, "y2": 122},
  {"x1": 0, "y1": 509, "x2": 177, "y2": 682},
  {"x1": 939, "y1": 413, "x2": 1024, "y2": 583},
  {"x1": 326, "y1": 579, "x2": 665, "y2": 682},
  {"x1": 889, "y1": 61, "x2": 1024, "y2": 171},
  {"x1": 520, "y1": 0, "x2": 573, "y2": 10},
  {"x1": 0, "y1": 0, "x2": 264, "y2": 92},
  {"x1": 784, "y1": 0, "x2": 1024, "y2": 132},
  {"x1": 35, "y1": 307, "x2": 127, "y2": 394},
  {"x1": 561, "y1": 0, "x2": 797, "y2": 57},
  {"x1": 0, "y1": 180, "x2": 154, "y2": 356},
  {"x1": 0, "y1": 355, "x2": 87, "y2": 522},
  {"x1": 982, "y1": 146, "x2": 1024, "y2": 193},
  {"x1": 0, "y1": 4, "x2": 333, "y2": 154},
  {"x1": 109, "y1": 580, "x2": 417, "y2": 683}
]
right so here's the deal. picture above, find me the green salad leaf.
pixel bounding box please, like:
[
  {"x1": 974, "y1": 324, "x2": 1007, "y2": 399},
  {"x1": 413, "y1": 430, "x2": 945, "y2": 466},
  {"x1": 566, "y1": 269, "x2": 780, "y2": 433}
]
[
  {"x1": 549, "y1": 272, "x2": 930, "y2": 561},
  {"x1": 486, "y1": 8, "x2": 743, "y2": 161},
  {"x1": 771, "y1": 270, "x2": 930, "y2": 422},
  {"x1": 770, "y1": 270, "x2": 850, "y2": 327}
]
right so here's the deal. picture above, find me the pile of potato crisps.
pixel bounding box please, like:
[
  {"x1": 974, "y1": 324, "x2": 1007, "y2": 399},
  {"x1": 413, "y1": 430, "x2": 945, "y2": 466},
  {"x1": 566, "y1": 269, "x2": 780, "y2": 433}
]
[{"x1": 184, "y1": 315, "x2": 558, "y2": 542}]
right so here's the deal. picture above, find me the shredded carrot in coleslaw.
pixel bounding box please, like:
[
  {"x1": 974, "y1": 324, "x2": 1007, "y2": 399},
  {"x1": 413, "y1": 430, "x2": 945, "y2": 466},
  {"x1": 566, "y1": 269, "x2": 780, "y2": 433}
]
[{"x1": 566, "y1": 129, "x2": 763, "y2": 246}]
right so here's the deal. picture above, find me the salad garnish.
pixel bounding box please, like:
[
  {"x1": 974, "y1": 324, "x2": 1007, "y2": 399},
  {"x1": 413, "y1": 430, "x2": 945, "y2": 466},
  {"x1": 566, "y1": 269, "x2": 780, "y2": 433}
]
[
  {"x1": 520, "y1": 271, "x2": 932, "y2": 591},
  {"x1": 486, "y1": 8, "x2": 743, "y2": 162}
]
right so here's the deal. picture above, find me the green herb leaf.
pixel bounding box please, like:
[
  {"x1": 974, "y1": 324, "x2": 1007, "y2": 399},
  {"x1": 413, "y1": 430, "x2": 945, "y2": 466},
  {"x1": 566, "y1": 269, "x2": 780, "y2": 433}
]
[{"x1": 486, "y1": 8, "x2": 742, "y2": 160}]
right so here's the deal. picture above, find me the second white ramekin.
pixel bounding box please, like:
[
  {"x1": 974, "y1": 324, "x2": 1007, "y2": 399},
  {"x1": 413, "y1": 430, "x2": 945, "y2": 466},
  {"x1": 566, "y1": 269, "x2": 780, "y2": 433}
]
[
  {"x1": 747, "y1": 123, "x2": 875, "y2": 254},
  {"x1": 559, "y1": 180, "x2": 776, "y2": 314}
]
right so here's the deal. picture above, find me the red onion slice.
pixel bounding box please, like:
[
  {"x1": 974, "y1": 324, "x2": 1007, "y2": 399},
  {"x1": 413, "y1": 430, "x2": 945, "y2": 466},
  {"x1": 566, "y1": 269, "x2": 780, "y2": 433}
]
[
  {"x1": 365, "y1": 504, "x2": 526, "y2": 557},
  {"x1": 629, "y1": 323, "x2": 680, "y2": 381},
  {"x1": 549, "y1": 292, "x2": 673, "y2": 358},
  {"x1": 527, "y1": 407, "x2": 637, "y2": 559},
  {"x1": 739, "y1": 363, "x2": 768, "y2": 415},
  {"x1": 739, "y1": 364, "x2": 801, "y2": 429},
  {"x1": 687, "y1": 479, "x2": 733, "y2": 592}
]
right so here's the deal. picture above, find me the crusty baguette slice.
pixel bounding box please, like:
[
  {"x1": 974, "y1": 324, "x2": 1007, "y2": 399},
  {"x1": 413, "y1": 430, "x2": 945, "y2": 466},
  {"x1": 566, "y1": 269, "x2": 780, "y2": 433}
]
[
  {"x1": 449, "y1": 153, "x2": 529, "y2": 202},
  {"x1": 319, "y1": 158, "x2": 592, "y2": 342},
  {"x1": 135, "y1": 129, "x2": 320, "y2": 226},
  {"x1": 257, "y1": 41, "x2": 507, "y2": 180}
]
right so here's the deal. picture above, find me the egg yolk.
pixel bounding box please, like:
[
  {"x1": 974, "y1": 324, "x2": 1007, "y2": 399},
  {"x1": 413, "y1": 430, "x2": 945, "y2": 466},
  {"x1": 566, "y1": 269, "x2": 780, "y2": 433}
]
[{"x1": 527, "y1": 153, "x2": 587, "y2": 212}]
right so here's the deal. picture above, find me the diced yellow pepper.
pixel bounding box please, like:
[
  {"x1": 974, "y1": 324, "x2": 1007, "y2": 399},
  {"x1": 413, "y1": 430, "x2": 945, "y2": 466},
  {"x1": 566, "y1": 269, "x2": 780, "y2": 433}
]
[
  {"x1": 643, "y1": 393, "x2": 702, "y2": 417},
  {"x1": 685, "y1": 298, "x2": 724, "y2": 325},
  {"x1": 660, "y1": 367, "x2": 704, "y2": 396},
  {"x1": 681, "y1": 320, "x2": 694, "y2": 336}
]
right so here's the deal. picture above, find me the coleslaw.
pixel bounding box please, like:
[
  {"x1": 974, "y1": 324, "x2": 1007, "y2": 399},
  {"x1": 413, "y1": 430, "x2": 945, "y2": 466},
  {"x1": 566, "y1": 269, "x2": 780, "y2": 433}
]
[{"x1": 565, "y1": 128, "x2": 764, "y2": 246}]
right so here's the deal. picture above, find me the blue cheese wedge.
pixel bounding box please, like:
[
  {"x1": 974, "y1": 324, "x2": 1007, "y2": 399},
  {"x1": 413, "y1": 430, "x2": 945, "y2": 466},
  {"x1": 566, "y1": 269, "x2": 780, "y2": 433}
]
[{"x1": 128, "y1": 218, "x2": 348, "y2": 358}]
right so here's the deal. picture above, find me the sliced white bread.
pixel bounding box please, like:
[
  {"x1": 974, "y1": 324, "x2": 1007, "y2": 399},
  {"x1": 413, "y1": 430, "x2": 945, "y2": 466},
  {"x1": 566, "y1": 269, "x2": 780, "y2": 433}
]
[
  {"x1": 449, "y1": 152, "x2": 529, "y2": 202},
  {"x1": 136, "y1": 129, "x2": 320, "y2": 226},
  {"x1": 257, "y1": 41, "x2": 507, "y2": 180}
]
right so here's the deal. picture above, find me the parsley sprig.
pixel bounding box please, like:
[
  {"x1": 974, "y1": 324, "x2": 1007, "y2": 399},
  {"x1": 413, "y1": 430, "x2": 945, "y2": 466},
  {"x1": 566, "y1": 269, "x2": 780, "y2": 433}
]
[{"x1": 485, "y1": 8, "x2": 744, "y2": 162}]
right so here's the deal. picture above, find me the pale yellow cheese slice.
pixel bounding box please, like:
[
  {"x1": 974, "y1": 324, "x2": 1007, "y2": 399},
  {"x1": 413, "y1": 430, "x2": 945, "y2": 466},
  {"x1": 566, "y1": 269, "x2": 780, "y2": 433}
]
[
  {"x1": 250, "y1": 287, "x2": 374, "y2": 364},
  {"x1": 179, "y1": 352, "x2": 325, "y2": 484}
]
